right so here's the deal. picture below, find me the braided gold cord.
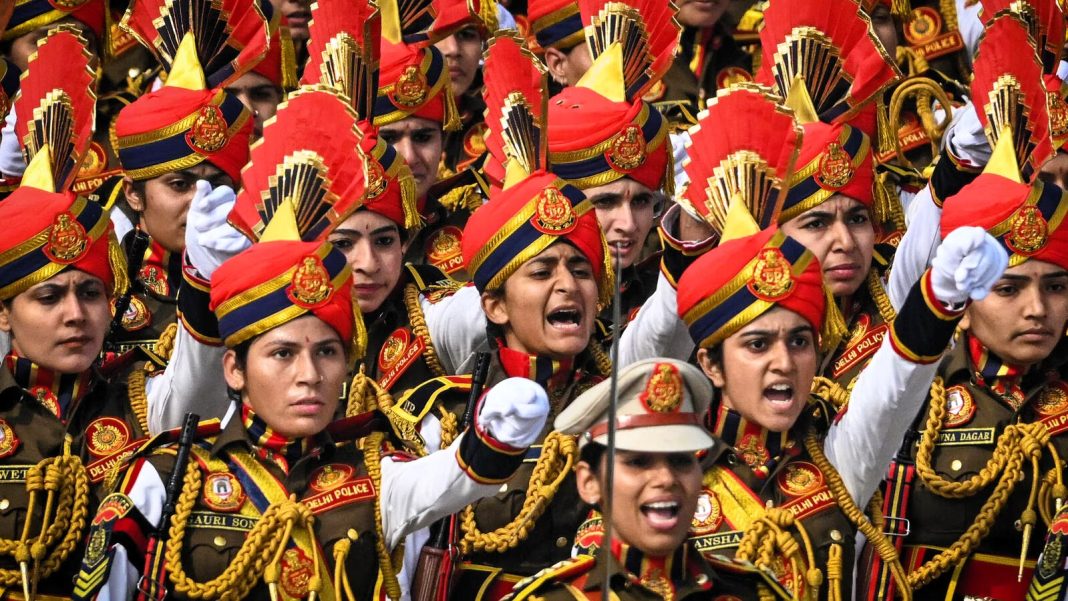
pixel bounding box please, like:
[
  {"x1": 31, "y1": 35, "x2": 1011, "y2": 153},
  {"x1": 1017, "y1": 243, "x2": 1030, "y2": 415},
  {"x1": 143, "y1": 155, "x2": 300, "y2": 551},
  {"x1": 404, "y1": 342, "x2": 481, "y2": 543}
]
[
  {"x1": 126, "y1": 366, "x2": 152, "y2": 434},
  {"x1": 404, "y1": 284, "x2": 447, "y2": 377},
  {"x1": 735, "y1": 507, "x2": 823, "y2": 601},
  {"x1": 154, "y1": 323, "x2": 178, "y2": 364},
  {"x1": 1039, "y1": 462, "x2": 1068, "y2": 526},
  {"x1": 438, "y1": 407, "x2": 460, "y2": 449},
  {"x1": 363, "y1": 432, "x2": 403, "y2": 601},
  {"x1": 125, "y1": 322, "x2": 180, "y2": 434},
  {"x1": 459, "y1": 432, "x2": 578, "y2": 554},
  {"x1": 906, "y1": 377, "x2": 1051, "y2": 588},
  {"x1": 347, "y1": 368, "x2": 396, "y2": 417},
  {"x1": 0, "y1": 452, "x2": 89, "y2": 589},
  {"x1": 827, "y1": 543, "x2": 843, "y2": 601},
  {"x1": 810, "y1": 378, "x2": 851, "y2": 410},
  {"x1": 887, "y1": 78, "x2": 953, "y2": 168},
  {"x1": 587, "y1": 344, "x2": 612, "y2": 378},
  {"x1": 165, "y1": 463, "x2": 286, "y2": 601},
  {"x1": 803, "y1": 431, "x2": 912, "y2": 600},
  {"x1": 333, "y1": 538, "x2": 356, "y2": 601},
  {"x1": 866, "y1": 272, "x2": 897, "y2": 326}
]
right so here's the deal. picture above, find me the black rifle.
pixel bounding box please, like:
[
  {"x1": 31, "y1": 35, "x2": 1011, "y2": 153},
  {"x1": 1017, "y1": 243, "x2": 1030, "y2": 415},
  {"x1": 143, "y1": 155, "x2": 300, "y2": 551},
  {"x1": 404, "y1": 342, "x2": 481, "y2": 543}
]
[
  {"x1": 105, "y1": 228, "x2": 151, "y2": 353},
  {"x1": 411, "y1": 351, "x2": 492, "y2": 601},
  {"x1": 136, "y1": 412, "x2": 199, "y2": 601}
]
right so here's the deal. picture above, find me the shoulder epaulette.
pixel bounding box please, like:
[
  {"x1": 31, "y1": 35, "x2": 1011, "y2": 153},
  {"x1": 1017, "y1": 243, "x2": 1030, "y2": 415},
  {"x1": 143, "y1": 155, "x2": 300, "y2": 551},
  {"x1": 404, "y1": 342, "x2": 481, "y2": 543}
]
[
  {"x1": 503, "y1": 555, "x2": 597, "y2": 601},
  {"x1": 872, "y1": 243, "x2": 895, "y2": 271},
  {"x1": 429, "y1": 167, "x2": 488, "y2": 213},
  {"x1": 702, "y1": 554, "x2": 791, "y2": 600},
  {"x1": 326, "y1": 410, "x2": 395, "y2": 442},
  {"x1": 406, "y1": 263, "x2": 465, "y2": 304},
  {"x1": 391, "y1": 375, "x2": 473, "y2": 423},
  {"x1": 127, "y1": 418, "x2": 223, "y2": 461}
]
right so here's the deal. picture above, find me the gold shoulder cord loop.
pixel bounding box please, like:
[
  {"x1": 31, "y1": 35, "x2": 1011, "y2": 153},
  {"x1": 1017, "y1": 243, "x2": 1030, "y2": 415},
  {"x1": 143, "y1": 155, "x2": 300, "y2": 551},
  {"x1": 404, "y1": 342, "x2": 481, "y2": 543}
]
[
  {"x1": 735, "y1": 506, "x2": 823, "y2": 601},
  {"x1": 907, "y1": 377, "x2": 1055, "y2": 587},
  {"x1": 347, "y1": 367, "x2": 396, "y2": 417},
  {"x1": 803, "y1": 429, "x2": 913, "y2": 600},
  {"x1": 166, "y1": 461, "x2": 318, "y2": 601},
  {"x1": 404, "y1": 283, "x2": 447, "y2": 377},
  {"x1": 0, "y1": 439, "x2": 90, "y2": 596},
  {"x1": 810, "y1": 378, "x2": 851, "y2": 410},
  {"x1": 459, "y1": 432, "x2": 578, "y2": 554}
]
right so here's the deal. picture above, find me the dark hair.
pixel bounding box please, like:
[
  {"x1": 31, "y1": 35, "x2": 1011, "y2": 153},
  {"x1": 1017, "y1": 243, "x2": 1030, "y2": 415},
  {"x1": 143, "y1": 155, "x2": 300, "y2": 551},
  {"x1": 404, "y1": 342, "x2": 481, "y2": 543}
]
[
  {"x1": 701, "y1": 344, "x2": 723, "y2": 366},
  {"x1": 230, "y1": 339, "x2": 252, "y2": 370},
  {"x1": 580, "y1": 441, "x2": 607, "y2": 473}
]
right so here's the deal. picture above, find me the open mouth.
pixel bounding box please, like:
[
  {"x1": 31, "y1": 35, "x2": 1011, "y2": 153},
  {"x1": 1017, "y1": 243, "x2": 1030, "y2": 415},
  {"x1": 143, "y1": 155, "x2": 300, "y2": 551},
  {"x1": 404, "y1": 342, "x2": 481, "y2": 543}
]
[
  {"x1": 764, "y1": 384, "x2": 794, "y2": 403},
  {"x1": 547, "y1": 308, "x2": 583, "y2": 331},
  {"x1": 641, "y1": 500, "x2": 681, "y2": 530}
]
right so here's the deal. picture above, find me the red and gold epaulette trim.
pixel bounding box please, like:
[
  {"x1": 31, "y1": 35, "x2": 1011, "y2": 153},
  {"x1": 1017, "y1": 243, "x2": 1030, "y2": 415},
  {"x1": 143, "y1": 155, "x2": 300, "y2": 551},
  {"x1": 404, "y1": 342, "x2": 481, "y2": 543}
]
[{"x1": 503, "y1": 555, "x2": 597, "y2": 601}]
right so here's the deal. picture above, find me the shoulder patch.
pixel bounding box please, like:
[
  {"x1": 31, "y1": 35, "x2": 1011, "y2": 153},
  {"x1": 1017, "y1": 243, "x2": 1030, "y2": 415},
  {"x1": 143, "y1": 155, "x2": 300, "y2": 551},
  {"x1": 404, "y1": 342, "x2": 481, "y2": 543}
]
[
  {"x1": 74, "y1": 492, "x2": 150, "y2": 600},
  {"x1": 504, "y1": 556, "x2": 596, "y2": 601},
  {"x1": 326, "y1": 410, "x2": 395, "y2": 442},
  {"x1": 702, "y1": 553, "x2": 791, "y2": 599},
  {"x1": 126, "y1": 418, "x2": 222, "y2": 463},
  {"x1": 391, "y1": 375, "x2": 473, "y2": 423},
  {"x1": 406, "y1": 263, "x2": 464, "y2": 303}
]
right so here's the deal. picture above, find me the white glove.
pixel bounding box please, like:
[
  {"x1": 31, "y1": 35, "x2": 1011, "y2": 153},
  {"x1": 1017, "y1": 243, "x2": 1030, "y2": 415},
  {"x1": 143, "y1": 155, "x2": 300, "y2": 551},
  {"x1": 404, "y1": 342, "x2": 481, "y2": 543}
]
[
  {"x1": 930, "y1": 226, "x2": 1008, "y2": 305},
  {"x1": 943, "y1": 100, "x2": 991, "y2": 167},
  {"x1": 184, "y1": 180, "x2": 249, "y2": 279},
  {"x1": 476, "y1": 377, "x2": 550, "y2": 449}
]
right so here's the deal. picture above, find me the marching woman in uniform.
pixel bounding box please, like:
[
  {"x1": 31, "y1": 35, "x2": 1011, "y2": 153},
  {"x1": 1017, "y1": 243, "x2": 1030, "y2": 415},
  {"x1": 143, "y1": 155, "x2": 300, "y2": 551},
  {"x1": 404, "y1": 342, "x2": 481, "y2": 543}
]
[
  {"x1": 0, "y1": 146, "x2": 149, "y2": 598},
  {"x1": 624, "y1": 0, "x2": 906, "y2": 391},
  {"x1": 74, "y1": 215, "x2": 551, "y2": 601},
  {"x1": 165, "y1": 4, "x2": 485, "y2": 431},
  {"x1": 673, "y1": 198, "x2": 1004, "y2": 600},
  {"x1": 544, "y1": 0, "x2": 678, "y2": 326},
  {"x1": 0, "y1": 27, "x2": 151, "y2": 599},
  {"x1": 506, "y1": 359, "x2": 790, "y2": 601},
  {"x1": 108, "y1": 0, "x2": 260, "y2": 358},
  {"x1": 864, "y1": 16, "x2": 1068, "y2": 599},
  {"x1": 417, "y1": 32, "x2": 622, "y2": 600},
  {"x1": 628, "y1": 84, "x2": 1007, "y2": 599}
]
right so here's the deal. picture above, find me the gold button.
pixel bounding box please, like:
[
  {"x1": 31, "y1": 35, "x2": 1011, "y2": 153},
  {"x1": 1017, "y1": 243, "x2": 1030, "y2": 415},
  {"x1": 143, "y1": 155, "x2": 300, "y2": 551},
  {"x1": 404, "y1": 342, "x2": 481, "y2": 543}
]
[
  {"x1": 347, "y1": 529, "x2": 359, "y2": 541},
  {"x1": 830, "y1": 529, "x2": 843, "y2": 542},
  {"x1": 0, "y1": 499, "x2": 9, "y2": 511},
  {"x1": 696, "y1": 573, "x2": 709, "y2": 586},
  {"x1": 950, "y1": 459, "x2": 963, "y2": 472},
  {"x1": 499, "y1": 483, "x2": 509, "y2": 494},
  {"x1": 556, "y1": 537, "x2": 568, "y2": 548},
  {"x1": 213, "y1": 536, "x2": 226, "y2": 547}
]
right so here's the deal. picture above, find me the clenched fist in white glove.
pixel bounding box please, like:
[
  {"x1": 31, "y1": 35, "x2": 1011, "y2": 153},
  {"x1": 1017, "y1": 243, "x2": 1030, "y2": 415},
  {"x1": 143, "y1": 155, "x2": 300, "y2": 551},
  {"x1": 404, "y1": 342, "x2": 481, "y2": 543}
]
[
  {"x1": 476, "y1": 377, "x2": 550, "y2": 448},
  {"x1": 184, "y1": 180, "x2": 249, "y2": 279},
  {"x1": 943, "y1": 100, "x2": 991, "y2": 167},
  {"x1": 931, "y1": 226, "x2": 1008, "y2": 306}
]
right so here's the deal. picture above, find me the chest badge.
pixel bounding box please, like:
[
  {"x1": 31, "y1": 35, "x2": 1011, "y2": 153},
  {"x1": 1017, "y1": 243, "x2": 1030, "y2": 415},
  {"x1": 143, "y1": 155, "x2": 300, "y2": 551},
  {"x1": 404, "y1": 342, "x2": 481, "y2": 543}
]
[
  {"x1": 942, "y1": 385, "x2": 976, "y2": 428},
  {"x1": 0, "y1": 420, "x2": 19, "y2": 459},
  {"x1": 690, "y1": 487, "x2": 724, "y2": 535},
  {"x1": 777, "y1": 461, "x2": 824, "y2": 498},
  {"x1": 202, "y1": 472, "x2": 246, "y2": 513},
  {"x1": 310, "y1": 464, "x2": 354, "y2": 493},
  {"x1": 86, "y1": 417, "x2": 132, "y2": 458}
]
